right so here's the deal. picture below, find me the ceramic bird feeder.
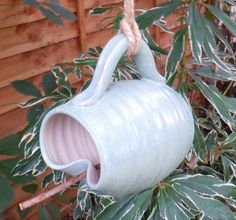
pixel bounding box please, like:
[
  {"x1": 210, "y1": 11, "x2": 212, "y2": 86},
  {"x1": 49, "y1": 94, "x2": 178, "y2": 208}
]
[{"x1": 39, "y1": 34, "x2": 194, "y2": 197}]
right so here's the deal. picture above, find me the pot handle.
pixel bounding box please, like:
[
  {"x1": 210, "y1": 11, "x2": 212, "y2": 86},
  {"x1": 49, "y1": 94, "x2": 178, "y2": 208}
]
[{"x1": 72, "y1": 33, "x2": 166, "y2": 106}]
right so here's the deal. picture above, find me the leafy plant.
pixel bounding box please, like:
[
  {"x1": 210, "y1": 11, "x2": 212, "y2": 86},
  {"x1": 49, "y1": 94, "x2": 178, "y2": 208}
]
[{"x1": 1, "y1": 0, "x2": 236, "y2": 219}]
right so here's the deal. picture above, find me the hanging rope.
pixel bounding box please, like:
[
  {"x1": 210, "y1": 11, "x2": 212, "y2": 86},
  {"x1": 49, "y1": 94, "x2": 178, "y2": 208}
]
[{"x1": 120, "y1": 0, "x2": 142, "y2": 56}]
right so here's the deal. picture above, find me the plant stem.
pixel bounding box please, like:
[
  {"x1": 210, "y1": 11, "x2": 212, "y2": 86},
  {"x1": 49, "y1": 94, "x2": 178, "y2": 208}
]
[
  {"x1": 223, "y1": 81, "x2": 234, "y2": 96},
  {"x1": 19, "y1": 172, "x2": 86, "y2": 210}
]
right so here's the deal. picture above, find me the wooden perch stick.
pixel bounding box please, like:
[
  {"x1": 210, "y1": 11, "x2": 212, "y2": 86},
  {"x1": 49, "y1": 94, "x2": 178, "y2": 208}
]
[{"x1": 19, "y1": 172, "x2": 86, "y2": 210}]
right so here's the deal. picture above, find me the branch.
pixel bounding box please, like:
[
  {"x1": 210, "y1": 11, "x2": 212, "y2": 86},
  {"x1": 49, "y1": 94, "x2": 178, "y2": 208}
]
[{"x1": 19, "y1": 172, "x2": 86, "y2": 210}]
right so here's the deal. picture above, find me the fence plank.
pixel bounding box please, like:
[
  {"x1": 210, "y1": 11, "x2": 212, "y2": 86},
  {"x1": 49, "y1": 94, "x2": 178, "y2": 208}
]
[
  {"x1": 0, "y1": 19, "x2": 78, "y2": 59},
  {"x1": 0, "y1": 107, "x2": 27, "y2": 136},
  {"x1": 87, "y1": 28, "x2": 115, "y2": 48},
  {"x1": 76, "y1": 0, "x2": 87, "y2": 51},
  {"x1": 0, "y1": 38, "x2": 79, "y2": 88}
]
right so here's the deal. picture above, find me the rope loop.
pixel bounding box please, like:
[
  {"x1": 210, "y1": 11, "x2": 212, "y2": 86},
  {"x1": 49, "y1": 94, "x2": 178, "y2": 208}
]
[{"x1": 120, "y1": 0, "x2": 142, "y2": 56}]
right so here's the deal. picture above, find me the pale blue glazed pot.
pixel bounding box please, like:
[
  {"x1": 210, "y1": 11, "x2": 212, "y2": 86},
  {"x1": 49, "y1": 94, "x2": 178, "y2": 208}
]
[{"x1": 40, "y1": 34, "x2": 194, "y2": 197}]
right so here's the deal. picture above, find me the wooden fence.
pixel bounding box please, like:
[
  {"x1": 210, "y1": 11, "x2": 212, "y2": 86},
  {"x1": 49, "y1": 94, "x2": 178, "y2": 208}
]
[
  {"x1": 0, "y1": 0, "x2": 182, "y2": 219},
  {"x1": 0, "y1": 0, "x2": 181, "y2": 138}
]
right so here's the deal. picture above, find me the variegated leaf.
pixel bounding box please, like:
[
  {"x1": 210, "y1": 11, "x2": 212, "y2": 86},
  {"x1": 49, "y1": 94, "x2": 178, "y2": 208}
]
[
  {"x1": 96, "y1": 190, "x2": 152, "y2": 220},
  {"x1": 165, "y1": 28, "x2": 186, "y2": 81},
  {"x1": 191, "y1": 73, "x2": 236, "y2": 131},
  {"x1": 136, "y1": 0, "x2": 183, "y2": 29},
  {"x1": 205, "y1": 4, "x2": 236, "y2": 36},
  {"x1": 12, "y1": 149, "x2": 41, "y2": 176},
  {"x1": 188, "y1": 3, "x2": 231, "y2": 72}
]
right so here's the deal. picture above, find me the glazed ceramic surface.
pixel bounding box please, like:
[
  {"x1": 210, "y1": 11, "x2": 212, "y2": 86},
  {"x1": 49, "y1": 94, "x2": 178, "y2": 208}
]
[{"x1": 40, "y1": 34, "x2": 194, "y2": 197}]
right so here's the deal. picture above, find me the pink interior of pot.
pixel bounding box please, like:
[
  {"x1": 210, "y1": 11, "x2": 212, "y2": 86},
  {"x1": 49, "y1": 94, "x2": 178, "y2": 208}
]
[{"x1": 42, "y1": 113, "x2": 100, "y2": 183}]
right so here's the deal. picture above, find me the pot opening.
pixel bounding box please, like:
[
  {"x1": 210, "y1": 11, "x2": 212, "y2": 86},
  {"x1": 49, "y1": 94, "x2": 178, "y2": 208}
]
[{"x1": 42, "y1": 113, "x2": 100, "y2": 184}]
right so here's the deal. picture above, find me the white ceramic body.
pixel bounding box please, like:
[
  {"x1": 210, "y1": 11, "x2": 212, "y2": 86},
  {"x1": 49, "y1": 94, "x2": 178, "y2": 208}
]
[{"x1": 40, "y1": 34, "x2": 194, "y2": 197}]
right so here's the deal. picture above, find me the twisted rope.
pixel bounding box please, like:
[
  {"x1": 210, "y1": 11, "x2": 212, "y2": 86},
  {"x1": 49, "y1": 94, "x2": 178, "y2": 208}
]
[{"x1": 120, "y1": 0, "x2": 142, "y2": 56}]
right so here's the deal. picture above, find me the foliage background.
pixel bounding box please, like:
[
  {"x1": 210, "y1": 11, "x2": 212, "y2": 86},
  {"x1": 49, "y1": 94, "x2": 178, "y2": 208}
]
[{"x1": 0, "y1": 0, "x2": 236, "y2": 219}]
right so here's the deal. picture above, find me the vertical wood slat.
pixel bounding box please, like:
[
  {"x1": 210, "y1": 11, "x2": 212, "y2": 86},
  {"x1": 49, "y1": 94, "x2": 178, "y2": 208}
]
[{"x1": 76, "y1": 0, "x2": 87, "y2": 51}]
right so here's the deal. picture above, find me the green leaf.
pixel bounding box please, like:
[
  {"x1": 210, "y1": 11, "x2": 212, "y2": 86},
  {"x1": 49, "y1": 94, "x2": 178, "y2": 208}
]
[
  {"x1": 73, "y1": 203, "x2": 82, "y2": 219},
  {"x1": 202, "y1": 29, "x2": 230, "y2": 73},
  {"x1": 32, "y1": 156, "x2": 47, "y2": 176},
  {"x1": 52, "y1": 66, "x2": 67, "y2": 80},
  {"x1": 73, "y1": 189, "x2": 93, "y2": 219},
  {"x1": 19, "y1": 96, "x2": 49, "y2": 108},
  {"x1": 224, "y1": 0, "x2": 236, "y2": 6},
  {"x1": 155, "y1": 19, "x2": 171, "y2": 33},
  {"x1": 24, "y1": 0, "x2": 40, "y2": 7},
  {"x1": 80, "y1": 79, "x2": 92, "y2": 92},
  {"x1": 12, "y1": 149, "x2": 41, "y2": 176},
  {"x1": 197, "y1": 166, "x2": 224, "y2": 179},
  {"x1": 187, "y1": 3, "x2": 203, "y2": 63},
  {"x1": 193, "y1": 120, "x2": 207, "y2": 162},
  {"x1": 165, "y1": 28, "x2": 186, "y2": 81},
  {"x1": 22, "y1": 183, "x2": 38, "y2": 194},
  {"x1": 53, "y1": 170, "x2": 64, "y2": 184},
  {"x1": 187, "y1": 4, "x2": 230, "y2": 72},
  {"x1": 54, "y1": 192, "x2": 67, "y2": 201},
  {"x1": 159, "y1": 187, "x2": 191, "y2": 220},
  {"x1": 114, "y1": 13, "x2": 124, "y2": 32},
  {"x1": 69, "y1": 196, "x2": 77, "y2": 205},
  {"x1": 195, "y1": 65, "x2": 236, "y2": 81},
  {"x1": 38, "y1": 207, "x2": 51, "y2": 220},
  {"x1": 45, "y1": 2, "x2": 76, "y2": 20},
  {"x1": 42, "y1": 173, "x2": 53, "y2": 189},
  {"x1": 204, "y1": 4, "x2": 236, "y2": 37},
  {"x1": 222, "y1": 132, "x2": 236, "y2": 147},
  {"x1": 207, "y1": 85, "x2": 236, "y2": 114},
  {"x1": 221, "y1": 155, "x2": 232, "y2": 181},
  {"x1": 136, "y1": 0, "x2": 183, "y2": 29},
  {"x1": 47, "y1": 202, "x2": 61, "y2": 220},
  {"x1": 18, "y1": 206, "x2": 33, "y2": 218},
  {"x1": 0, "y1": 134, "x2": 22, "y2": 156},
  {"x1": 89, "y1": 6, "x2": 114, "y2": 15},
  {"x1": 170, "y1": 174, "x2": 236, "y2": 219},
  {"x1": 174, "y1": 184, "x2": 235, "y2": 220},
  {"x1": 0, "y1": 159, "x2": 35, "y2": 184},
  {"x1": 39, "y1": 6, "x2": 63, "y2": 25},
  {"x1": 205, "y1": 130, "x2": 217, "y2": 150},
  {"x1": 27, "y1": 104, "x2": 44, "y2": 123},
  {"x1": 142, "y1": 29, "x2": 168, "y2": 55},
  {"x1": 74, "y1": 57, "x2": 98, "y2": 68},
  {"x1": 100, "y1": 197, "x2": 113, "y2": 208},
  {"x1": 0, "y1": 175, "x2": 15, "y2": 213},
  {"x1": 64, "y1": 67, "x2": 75, "y2": 76},
  {"x1": 11, "y1": 80, "x2": 41, "y2": 97},
  {"x1": 207, "y1": 20, "x2": 233, "y2": 54},
  {"x1": 42, "y1": 72, "x2": 57, "y2": 95},
  {"x1": 96, "y1": 190, "x2": 152, "y2": 220},
  {"x1": 74, "y1": 69, "x2": 82, "y2": 81},
  {"x1": 191, "y1": 73, "x2": 236, "y2": 131},
  {"x1": 146, "y1": 204, "x2": 162, "y2": 220},
  {"x1": 23, "y1": 135, "x2": 40, "y2": 159},
  {"x1": 222, "y1": 96, "x2": 236, "y2": 113},
  {"x1": 0, "y1": 158, "x2": 19, "y2": 179},
  {"x1": 121, "y1": 191, "x2": 152, "y2": 220},
  {"x1": 171, "y1": 174, "x2": 236, "y2": 199}
]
